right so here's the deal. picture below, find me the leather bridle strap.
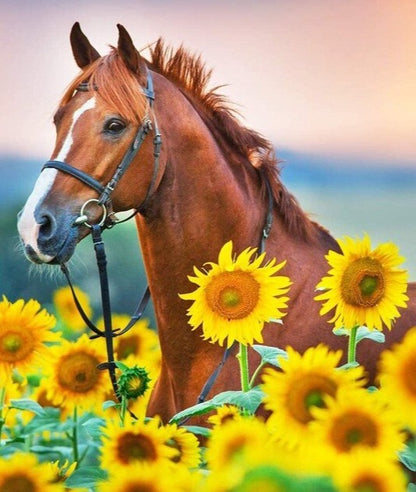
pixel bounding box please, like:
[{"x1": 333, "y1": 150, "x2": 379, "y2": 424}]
[{"x1": 43, "y1": 160, "x2": 105, "y2": 195}]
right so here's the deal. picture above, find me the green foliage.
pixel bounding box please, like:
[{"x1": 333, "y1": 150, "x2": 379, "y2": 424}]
[
  {"x1": 169, "y1": 387, "x2": 264, "y2": 424},
  {"x1": 333, "y1": 326, "x2": 386, "y2": 344},
  {"x1": 251, "y1": 344, "x2": 288, "y2": 367}
]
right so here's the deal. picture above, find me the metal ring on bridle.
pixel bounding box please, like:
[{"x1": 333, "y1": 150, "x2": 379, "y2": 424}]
[{"x1": 76, "y1": 198, "x2": 108, "y2": 228}]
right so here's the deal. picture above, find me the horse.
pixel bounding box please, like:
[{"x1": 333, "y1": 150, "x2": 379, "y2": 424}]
[{"x1": 17, "y1": 23, "x2": 416, "y2": 422}]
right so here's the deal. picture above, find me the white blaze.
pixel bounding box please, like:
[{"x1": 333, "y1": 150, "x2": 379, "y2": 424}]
[{"x1": 17, "y1": 97, "x2": 96, "y2": 261}]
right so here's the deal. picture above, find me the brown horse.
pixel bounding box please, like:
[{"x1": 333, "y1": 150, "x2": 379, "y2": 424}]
[{"x1": 17, "y1": 23, "x2": 416, "y2": 422}]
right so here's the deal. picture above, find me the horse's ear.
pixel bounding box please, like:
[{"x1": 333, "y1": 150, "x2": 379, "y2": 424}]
[
  {"x1": 117, "y1": 24, "x2": 146, "y2": 76},
  {"x1": 70, "y1": 22, "x2": 101, "y2": 68}
]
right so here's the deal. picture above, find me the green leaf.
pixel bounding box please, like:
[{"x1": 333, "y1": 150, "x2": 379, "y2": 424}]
[
  {"x1": 102, "y1": 400, "x2": 119, "y2": 411},
  {"x1": 169, "y1": 400, "x2": 217, "y2": 425},
  {"x1": 30, "y1": 444, "x2": 73, "y2": 458},
  {"x1": 251, "y1": 345, "x2": 288, "y2": 367},
  {"x1": 182, "y1": 425, "x2": 211, "y2": 438},
  {"x1": 211, "y1": 387, "x2": 265, "y2": 413},
  {"x1": 400, "y1": 442, "x2": 416, "y2": 472},
  {"x1": 65, "y1": 466, "x2": 107, "y2": 489},
  {"x1": 24, "y1": 408, "x2": 64, "y2": 434},
  {"x1": 356, "y1": 326, "x2": 385, "y2": 344},
  {"x1": 333, "y1": 326, "x2": 385, "y2": 344},
  {"x1": 9, "y1": 399, "x2": 45, "y2": 416},
  {"x1": 169, "y1": 387, "x2": 265, "y2": 425},
  {"x1": 81, "y1": 417, "x2": 105, "y2": 441},
  {"x1": 337, "y1": 361, "x2": 360, "y2": 370}
]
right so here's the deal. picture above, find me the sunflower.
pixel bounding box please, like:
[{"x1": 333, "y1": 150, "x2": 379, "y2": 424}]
[
  {"x1": 100, "y1": 417, "x2": 175, "y2": 472},
  {"x1": 44, "y1": 334, "x2": 109, "y2": 413},
  {"x1": 378, "y1": 327, "x2": 416, "y2": 432},
  {"x1": 53, "y1": 285, "x2": 92, "y2": 332},
  {"x1": 180, "y1": 241, "x2": 291, "y2": 347},
  {"x1": 0, "y1": 296, "x2": 59, "y2": 382},
  {"x1": 208, "y1": 405, "x2": 242, "y2": 428},
  {"x1": 100, "y1": 462, "x2": 199, "y2": 492},
  {"x1": 315, "y1": 234, "x2": 408, "y2": 331},
  {"x1": 261, "y1": 344, "x2": 365, "y2": 449},
  {"x1": 310, "y1": 387, "x2": 405, "y2": 459},
  {"x1": 164, "y1": 423, "x2": 201, "y2": 468},
  {"x1": 331, "y1": 448, "x2": 408, "y2": 492},
  {"x1": 205, "y1": 416, "x2": 273, "y2": 473},
  {"x1": 0, "y1": 452, "x2": 65, "y2": 492},
  {"x1": 0, "y1": 381, "x2": 28, "y2": 434}
]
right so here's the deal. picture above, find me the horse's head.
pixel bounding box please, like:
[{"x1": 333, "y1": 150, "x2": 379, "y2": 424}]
[{"x1": 17, "y1": 23, "x2": 164, "y2": 264}]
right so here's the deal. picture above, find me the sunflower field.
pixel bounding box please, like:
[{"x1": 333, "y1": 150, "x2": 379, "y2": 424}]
[{"x1": 0, "y1": 235, "x2": 415, "y2": 491}]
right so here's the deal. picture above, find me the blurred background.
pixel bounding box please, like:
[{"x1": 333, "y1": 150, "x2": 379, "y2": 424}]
[{"x1": 1, "y1": 0, "x2": 415, "y2": 320}]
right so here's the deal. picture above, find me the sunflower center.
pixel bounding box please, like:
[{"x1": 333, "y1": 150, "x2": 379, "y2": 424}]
[
  {"x1": 166, "y1": 438, "x2": 182, "y2": 463},
  {"x1": 329, "y1": 411, "x2": 379, "y2": 452},
  {"x1": 287, "y1": 374, "x2": 337, "y2": 424},
  {"x1": 224, "y1": 435, "x2": 249, "y2": 463},
  {"x1": 0, "y1": 474, "x2": 36, "y2": 492},
  {"x1": 341, "y1": 258, "x2": 385, "y2": 307},
  {"x1": 205, "y1": 271, "x2": 260, "y2": 320},
  {"x1": 125, "y1": 485, "x2": 157, "y2": 492},
  {"x1": 353, "y1": 477, "x2": 384, "y2": 492},
  {"x1": 57, "y1": 352, "x2": 100, "y2": 393},
  {"x1": 117, "y1": 432, "x2": 158, "y2": 464},
  {"x1": 0, "y1": 332, "x2": 34, "y2": 362}
]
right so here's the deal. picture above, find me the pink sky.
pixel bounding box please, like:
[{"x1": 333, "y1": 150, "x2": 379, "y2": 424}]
[{"x1": 2, "y1": 0, "x2": 416, "y2": 166}]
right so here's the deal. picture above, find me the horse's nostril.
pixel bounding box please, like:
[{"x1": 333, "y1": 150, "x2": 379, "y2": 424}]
[{"x1": 38, "y1": 212, "x2": 56, "y2": 240}]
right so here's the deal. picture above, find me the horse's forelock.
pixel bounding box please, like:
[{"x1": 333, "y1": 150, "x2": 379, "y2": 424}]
[{"x1": 59, "y1": 48, "x2": 148, "y2": 124}]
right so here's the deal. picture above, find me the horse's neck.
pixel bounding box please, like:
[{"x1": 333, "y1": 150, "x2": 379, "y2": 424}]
[{"x1": 135, "y1": 77, "x2": 335, "y2": 372}]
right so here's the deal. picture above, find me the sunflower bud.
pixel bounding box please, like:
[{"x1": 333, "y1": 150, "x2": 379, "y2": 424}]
[{"x1": 117, "y1": 365, "x2": 151, "y2": 400}]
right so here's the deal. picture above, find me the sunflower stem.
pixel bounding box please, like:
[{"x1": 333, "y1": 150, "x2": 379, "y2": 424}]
[
  {"x1": 348, "y1": 325, "x2": 359, "y2": 364},
  {"x1": 0, "y1": 387, "x2": 5, "y2": 446},
  {"x1": 237, "y1": 343, "x2": 250, "y2": 393},
  {"x1": 120, "y1": 396, "x2": 127, "y2": 427},
  {"x1": 72, "y1": 406, "x2": 79, "y2": 467}
]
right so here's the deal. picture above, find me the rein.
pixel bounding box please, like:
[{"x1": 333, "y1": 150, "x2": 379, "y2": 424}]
[{"x1": 44, "y1": 66, "x2": 274, "y2": 420}]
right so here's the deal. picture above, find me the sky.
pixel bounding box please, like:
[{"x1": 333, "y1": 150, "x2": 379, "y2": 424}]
[{"x1": 1, "y1": 0, "x2": 416, "y2": 167}]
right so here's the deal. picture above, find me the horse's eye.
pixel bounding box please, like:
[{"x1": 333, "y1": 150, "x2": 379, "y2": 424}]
[{"x1": 104, "y1": 118, "x2": 126, "y2": 135}]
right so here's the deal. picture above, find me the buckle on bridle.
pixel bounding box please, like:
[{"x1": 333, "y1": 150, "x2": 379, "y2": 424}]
[{"x1": 74, "y1": 198, "x2": 108, "y2": 228}]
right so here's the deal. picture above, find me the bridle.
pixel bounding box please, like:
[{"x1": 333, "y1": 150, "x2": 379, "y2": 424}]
[
  {"x1": 42, "y1": 66, "x2": 274, "y2": 420},
  {"x1": 42, "y1": 69, "x2": 160, "y2": 413},
  {"x1": 43, "y1": 69, "x2": 162, "y2": 226}
]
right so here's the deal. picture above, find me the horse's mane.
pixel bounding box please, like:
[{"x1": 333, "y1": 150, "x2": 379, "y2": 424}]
[
  {"x1": 59, "y1": 39, "x2": 323, "y2": 243},
  {"x1": 150, "y1": 39, "x2": 320, "y2": 243}
]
